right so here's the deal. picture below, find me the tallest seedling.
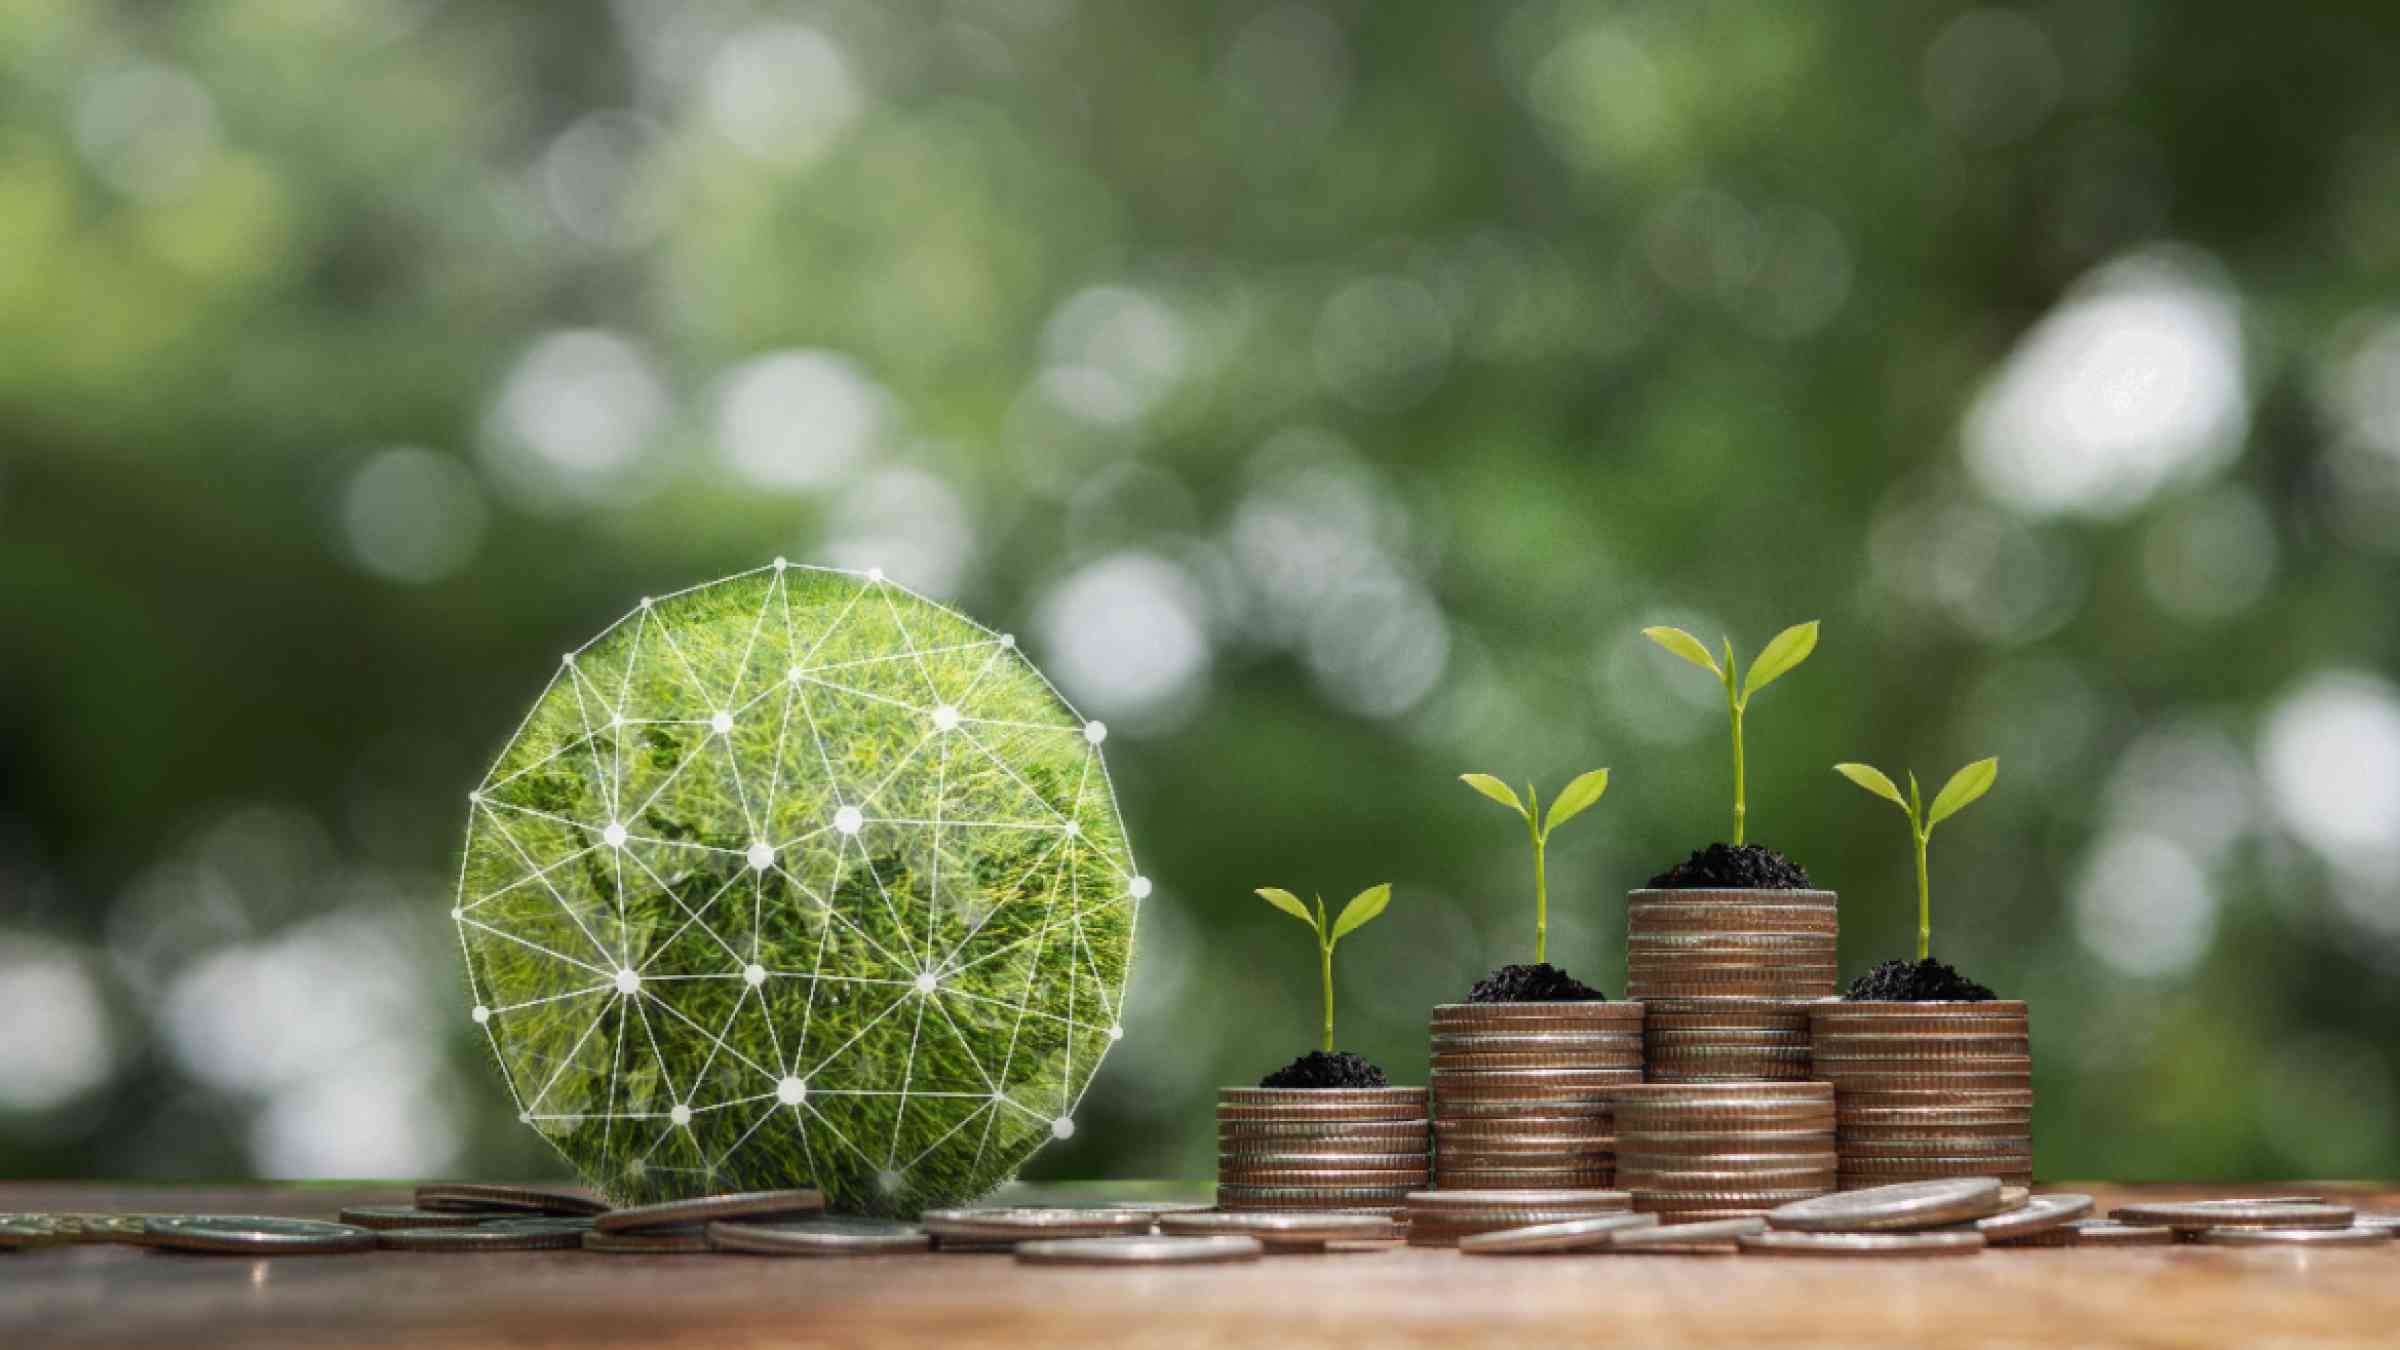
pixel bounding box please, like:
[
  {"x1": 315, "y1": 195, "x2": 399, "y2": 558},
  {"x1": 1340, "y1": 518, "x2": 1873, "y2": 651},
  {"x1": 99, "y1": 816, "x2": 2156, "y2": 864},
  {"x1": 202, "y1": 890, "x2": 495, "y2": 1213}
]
[{"x1": 1641, "y1": 621, "x2": 1820, "y2": 845}]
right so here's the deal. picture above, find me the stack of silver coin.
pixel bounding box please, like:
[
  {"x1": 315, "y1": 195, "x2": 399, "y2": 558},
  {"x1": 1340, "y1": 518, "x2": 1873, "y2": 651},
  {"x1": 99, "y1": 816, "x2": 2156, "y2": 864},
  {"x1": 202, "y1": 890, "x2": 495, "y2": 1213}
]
[
  {"x1": 1428, "y1": 1002, "x2": 1645, "y2": 1189},
  {"x1": 1215, "y1": 1087, "x2": 1430, "y2": 1219},
  {"x1": 1610, "y1": 1081, "x2": 1837, "y2": 1222},
  {"x1": 1807, "y1": 1001, "x2": 2033, "y2": 1190},
  {"x1": 1627, "y1": 888, "x2": 1837, "y2": 1081}
]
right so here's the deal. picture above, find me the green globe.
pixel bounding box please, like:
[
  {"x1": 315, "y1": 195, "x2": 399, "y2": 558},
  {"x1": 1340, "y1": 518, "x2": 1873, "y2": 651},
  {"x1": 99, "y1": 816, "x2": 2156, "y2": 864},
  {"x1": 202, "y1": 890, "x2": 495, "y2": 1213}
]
[{"x1": 454, "y1": 563, "x2": 1142, "y2": 1215}]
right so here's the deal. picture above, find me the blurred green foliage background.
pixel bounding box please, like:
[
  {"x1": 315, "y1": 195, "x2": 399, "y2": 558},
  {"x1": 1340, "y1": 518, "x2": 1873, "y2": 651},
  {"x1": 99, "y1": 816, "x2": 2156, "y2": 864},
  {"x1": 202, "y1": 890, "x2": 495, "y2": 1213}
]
[{"x1": 3, "y1": 0, "x2": 2398, "y2": 1188}]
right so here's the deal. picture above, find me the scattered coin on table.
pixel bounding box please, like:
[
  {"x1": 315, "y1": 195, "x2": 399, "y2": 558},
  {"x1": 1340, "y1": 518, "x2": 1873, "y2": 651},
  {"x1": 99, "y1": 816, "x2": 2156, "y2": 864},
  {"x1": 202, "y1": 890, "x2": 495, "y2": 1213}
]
[
  {"x1": 415, "y1": 1183, "x2": 610, "y2": 1217},
  {"x1": 2110, "y1": 1200, "x2": 2355, "y2": 1233},
  {"x1": 1768, "y1": 1178, "x2": 2005, "y2": 1233},
  {"x1": 0, "y1": 1214, "x2": 160, "y2": 1248},
  {"x1": 1738, "y1": 1229, "x2": 1988, "y2": 1258},
  {"x1": 706, "y1": 1217, "x2": 932, "y2": 1258},
  {"x1": 1457, "y1": 1212, "x2": 1660, "y2": 1255},
  {"x1": 593, "y1": 1189, "x2": 825, "y2": 1234},
  {"x1": 921, "y1": 1207, "x2": 1159, "y2": 1245},
  {"x1": 1015, "y1": 1235, "x2": 1264, "y2": 1266},
  {"x1": 143, "y1": 1216, "x2": 380, "y2": 1256},
  {"x1": 339, "y1": 1205, "x2": 493, "y2": 1231},
  {"x1": 1156, "y1": 1210, "x2": 1401, "y2": 1249},
  {"x1": 1967, "y1": 1192, "x2": 2094, "y2": 1243},
  {"x1": 2349, "y1": 1213, "x2": 2400, "y2": 1234},
  {"x1": 378, "y1": 1220, "x2": 593, "y2": 1252},
  {"x1": 1605, "y1": 1217, "x2": 1768, "y2": 1252},
  {"x1": 581, "y1": 1228, "x2": 714, "y2": 1254},
  {"x1": 2193, "y1": 1226, "x2": 2393, "y2": 1248}
]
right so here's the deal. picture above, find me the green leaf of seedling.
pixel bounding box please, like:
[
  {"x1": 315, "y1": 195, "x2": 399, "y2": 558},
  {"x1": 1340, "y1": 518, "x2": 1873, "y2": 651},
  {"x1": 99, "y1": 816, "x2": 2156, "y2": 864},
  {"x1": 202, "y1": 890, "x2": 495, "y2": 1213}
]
[
  {"x1": 1925, "y1": 757, "x2": 1999, "y2": 831},
  {"x1": 1741, "y1": 621, "x2": 1820, "y2": 701},
  {"x1": 1544, "y1": 769, "x2": 1611, "y2": 834},
  {"x1": 1459, "y1": 773, "x2": 1527, "y2": 819},
  {"x1": 1833, "y1": 762, "x2": 1909, "y2": 811},
  {"x1": 1641, "y1": 627, "x2": 1722, "y2": 679},
  {"x1": 1907, "y1": 770, "x2": 1923, "y2": 819},
  {"x1": 1255, "y1": 887, "x2": 1318, "y2": 934},
  {"x1": 1329, "y1": 883, "x2": 1393, "y2": 943}
]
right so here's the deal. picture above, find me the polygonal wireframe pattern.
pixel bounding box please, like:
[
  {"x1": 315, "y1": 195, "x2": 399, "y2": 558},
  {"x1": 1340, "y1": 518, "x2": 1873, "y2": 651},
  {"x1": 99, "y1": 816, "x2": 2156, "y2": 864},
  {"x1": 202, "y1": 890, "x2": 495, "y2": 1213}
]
[{"x1": 454, "y1": 563, "x2": 1141, "y2": 1215}]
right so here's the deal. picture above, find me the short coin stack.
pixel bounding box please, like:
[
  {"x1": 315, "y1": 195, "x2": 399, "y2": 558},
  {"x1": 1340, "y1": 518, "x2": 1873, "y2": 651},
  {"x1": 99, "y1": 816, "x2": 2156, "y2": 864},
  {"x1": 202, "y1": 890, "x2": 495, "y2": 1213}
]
[
  {"x1": 1216, "y1": 1087, "x2": 1430, "y2": 1219},
  {"x1": 1808, "y1": 1001, "x2": 2032, "y2": 1190},
  {"x1": 1628, "y1": 889, "x2": 1836, "y2": 1082},
  {"x1": 1610, "y1": 1082, "x2": 1837, "y2": 1222},
  {"x1": 1428, "y1": 1002, "x2": 1645, "y2": 1188},
  {"x1": 1403, "y1": 1188, "x2": 1633, "y2": 1248}
]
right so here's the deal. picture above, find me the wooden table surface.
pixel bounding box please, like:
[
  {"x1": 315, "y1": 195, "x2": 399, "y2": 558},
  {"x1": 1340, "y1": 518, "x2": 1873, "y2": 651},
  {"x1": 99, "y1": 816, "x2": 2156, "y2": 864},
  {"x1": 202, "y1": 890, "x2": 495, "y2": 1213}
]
[{"x1": 3, "y1": 1180, "x2": 2396, "y2": 1348}]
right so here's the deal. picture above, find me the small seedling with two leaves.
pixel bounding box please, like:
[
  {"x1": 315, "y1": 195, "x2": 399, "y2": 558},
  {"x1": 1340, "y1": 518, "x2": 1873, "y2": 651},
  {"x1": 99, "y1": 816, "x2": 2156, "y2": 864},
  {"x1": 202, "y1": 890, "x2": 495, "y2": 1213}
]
[
  {"x1": 1255, "y1": 884, "x2": 1394, "y2": 1054},
  {"x1": 1832, "y1": 757, "x2": 1998, "y2": 961},
  {"x1": 1641, "y1": 621, "x2": 1819, "y2": 846},
  {"x1": 1458, "y1": 771, "x2": 1611, "y2": 964}
]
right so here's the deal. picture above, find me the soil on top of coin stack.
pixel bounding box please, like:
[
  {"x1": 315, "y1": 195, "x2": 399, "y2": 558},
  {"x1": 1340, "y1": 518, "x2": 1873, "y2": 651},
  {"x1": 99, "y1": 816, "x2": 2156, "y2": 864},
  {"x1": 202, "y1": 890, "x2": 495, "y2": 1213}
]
[
  {"x1": 1842, "y1": 957, "x2": 1996, "y2": 1002},
  {"x1": 1259, "y1": 1050, "x2": 1390, "y2": 1088},
  {"x1": 1467, "y1": 962, "x2": 1608, "y2": 1003},
  {"x1": 1647, "y1": 843, "x2": 1811, "y2": 889}
]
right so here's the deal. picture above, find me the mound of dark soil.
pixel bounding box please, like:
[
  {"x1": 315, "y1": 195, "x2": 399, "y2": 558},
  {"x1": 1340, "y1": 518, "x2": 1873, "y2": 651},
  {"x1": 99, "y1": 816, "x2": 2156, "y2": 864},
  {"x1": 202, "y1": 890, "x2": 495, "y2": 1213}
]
[
  {"x1": 1844, "y1": 957, "x2": 1996, "y2": 1002},
  {"x1": 1647, "y1": 842, "x2": 1811, "y2": 890},
  {"x1": 1258, "y1": 1049, "x2": 1390, "y2": 1088},
  {"x1": 1467, "y1": 962, "x2": 1608, "y2": 1003}
]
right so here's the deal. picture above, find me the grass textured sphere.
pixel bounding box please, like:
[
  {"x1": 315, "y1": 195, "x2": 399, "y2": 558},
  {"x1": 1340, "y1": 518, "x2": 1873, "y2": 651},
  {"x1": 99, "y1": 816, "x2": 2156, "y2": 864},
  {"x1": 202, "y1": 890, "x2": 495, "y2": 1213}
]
[{"x1": 455, "y1": 564, "x2": 1141, "y2": 1215}]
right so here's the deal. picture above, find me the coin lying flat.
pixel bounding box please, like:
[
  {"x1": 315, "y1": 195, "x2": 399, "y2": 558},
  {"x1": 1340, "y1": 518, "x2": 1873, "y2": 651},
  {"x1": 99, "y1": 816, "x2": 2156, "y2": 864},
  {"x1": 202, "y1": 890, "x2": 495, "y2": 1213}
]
[
  {"x1": 1966, "y1": 1193, "x2": 2092, "y2": 1242},
  {"x1": 2048, "y1": 1220, "x2": 2176, "y2": 1247},
  {"x1": 1016, "y1": 1235, "x2": 1263, "y2": 1266},
  {"x1": 708, "y1": 1217, "x2": 931, "y2": 1257},
  {"x1": 1605, "y1": 1217, "x2": 1767, "y2": 1251},
  {"x1": 1156, "y1": 1211, "x2": 1400, "y2": 1249},
  {"x1": 0, "y1": 1214, "x2": 162, "y2": 1248},
  {"x1": 922, "y1": 1207, "x2": 1158, "y2": 1244},
  {"x1": 1769, "y1": 1178, "x2": 2005, "y2": 1233},
  {"x1": 1457, "y1": 1212, "x2": 1660, "y2": 1255},
  {"x1": 143, "y1": 1216, "x2": 379, "y2": 1256},
  {"x1": 1739, "y1": 1229, "x2": 1987, "y2": 1258},
  {"x1": 594, "y1": 1189, "x2": 825, "y2": 1234},
  {"x1": 2194, "y1": 1226, "x2": 2391, "y2": 1248},
  {"x1": 415, "y1": 1183, "x2": 610, "y2": 1217},
  {"x1": 379, "y1": 1220, "x2": 593, "y2": 1252},
  {"x1": 582, "y1": 1228, "x2": 712, "y2": 1253},
  {"x1": 2350, "y1": 1213, "x2": 2400, "y2": 1234},
  {"x1": 2111, "y1": 1200, "x2": 2355, "y2": 1232},
  {"x1": 340, "y1": 1205, "x2": 494, "y2": 1231}
]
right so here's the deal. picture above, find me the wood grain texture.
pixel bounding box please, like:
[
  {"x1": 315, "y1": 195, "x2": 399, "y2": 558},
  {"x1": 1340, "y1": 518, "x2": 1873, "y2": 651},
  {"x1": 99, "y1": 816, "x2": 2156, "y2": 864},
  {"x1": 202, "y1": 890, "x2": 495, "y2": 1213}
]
[{"x1": 3, "y1": 1181, "x2": 2396, "y2": 1348}]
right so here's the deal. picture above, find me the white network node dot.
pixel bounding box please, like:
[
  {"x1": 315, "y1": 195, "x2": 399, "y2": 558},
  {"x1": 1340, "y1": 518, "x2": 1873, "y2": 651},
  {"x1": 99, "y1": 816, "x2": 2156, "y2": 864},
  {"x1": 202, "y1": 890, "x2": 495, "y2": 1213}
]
[
  {"x1": 866, "y1": 566, "x2": 885, "y2": 582},
  {"x1": 455, "y1": 562, "x2": 1144, "y2": 1217}
]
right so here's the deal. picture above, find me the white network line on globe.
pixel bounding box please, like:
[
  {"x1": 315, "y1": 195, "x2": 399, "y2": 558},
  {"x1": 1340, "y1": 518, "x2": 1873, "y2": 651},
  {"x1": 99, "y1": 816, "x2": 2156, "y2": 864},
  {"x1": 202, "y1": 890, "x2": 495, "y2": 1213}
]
[{"x1": 451, "y1": 560, "x2": 1147, "y2": 1196}]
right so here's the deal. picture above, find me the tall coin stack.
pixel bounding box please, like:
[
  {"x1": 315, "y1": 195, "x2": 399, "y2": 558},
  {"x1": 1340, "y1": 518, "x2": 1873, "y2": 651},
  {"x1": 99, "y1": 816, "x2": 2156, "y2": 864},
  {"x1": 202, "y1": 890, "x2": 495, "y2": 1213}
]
[
  {"x1": 1215, "y1": 1087, "x2": 1431, "y2": 1219},
  {"x1": 1609, "y1": 1081, "x2": 1838, "y2": 1221},
  {"x1": 1428, "y1": 1002, "x2": 1646, "y2": 1189},
  {"x1": 1807, "y1": 1001, "x2": 2034, "y2": 1189},
  {"x1": 1627, "y1": 890, "x2": 1839, "y2": 1083}
]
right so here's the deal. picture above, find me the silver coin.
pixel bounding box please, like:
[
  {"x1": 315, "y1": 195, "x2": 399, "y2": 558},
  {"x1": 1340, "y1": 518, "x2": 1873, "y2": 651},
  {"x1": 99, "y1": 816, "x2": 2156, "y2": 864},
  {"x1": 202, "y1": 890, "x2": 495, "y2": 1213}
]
[
  {"x1": 2111, "y1": 1200, "x2": 2356, "y2": 1232},
  {"x1": 581, "y1": 1228, "x2": 712, "y2": 1253},
  {"x1": 922, "y1": 1206, "x2": 1157, "y2": 1242},
  {"x1": 377, "y1": 1220, "x2": 592, "y2": 1252},
  {"x1": 142, "y1": 1216, "x2": 378, "y2": 1255},
  {"x1": 2194, "y1": 1226, "x2": 2392, "y2": 1248},
  {"x1": 414, "y1": 1183, "x2": 610, "y2": 1216},
  {"x1": 339, "y1": 1205, "x2": 492, "y2": 1231},
  {"x1": 1407, "y1": 1188, "x2": 1629, "y2": 1211},
  {"x1": 1768, "y1": 1178, "x2": 2005, "y2": 1233},
  {"x1": 1456, "y1": 1212, "x2": 1659, "y2": 1255},
  {"x1": 594, "y1": 1188, "x2": 825, "y2": 1234},
  {"x1": 1963, "y1": 1192, "x2": 2092, "y2": 1242},
  {"x1": 2350, "y1": 1212, "x2": 2400, "y2": 1233},
  {"x1": 1605, "y1": 1216, "x2": 1768, "y2": 1250},
  {"x1": 1015, "y1": 1235, "x2": 1263, "y2": 1266},
  {"x1": 707, "y1": 1217, "x2": 930, "y2": 1257},
  {"x1": 1739, "y1": 1229, "x2": 1988, "y2": 1257},
  {"x1": 1157, "y1": 1211, "x2": 1401, "y2": 1247}
]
